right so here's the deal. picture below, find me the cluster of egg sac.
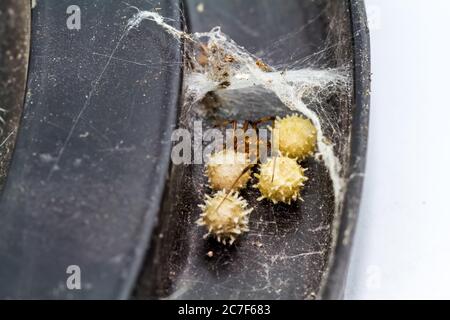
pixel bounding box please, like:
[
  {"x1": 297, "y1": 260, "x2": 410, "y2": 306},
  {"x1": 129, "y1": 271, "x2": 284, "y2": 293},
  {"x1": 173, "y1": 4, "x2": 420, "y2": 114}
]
[
  {"x1": 198, "y1": 149, "x2": 253, "y2": 244},
  {"x1": 256, "y1": 115, "x2": 317, "y2": 204},
  {"x1": 198, "y1": 114, "x2": 318, "y2": 245}
]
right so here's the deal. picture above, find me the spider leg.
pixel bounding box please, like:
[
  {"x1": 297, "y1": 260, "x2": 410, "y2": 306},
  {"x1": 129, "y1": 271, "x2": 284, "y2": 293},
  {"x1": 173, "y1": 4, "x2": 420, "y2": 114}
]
[
  {"x1": 232, "y1": 120, "x2": 238, "y2": 151},
  {"x1": 212, "y1": 164, "x2": 253, "y2": 214},
  {"x1": 253, "y1": 116, "x2": 276, "y2": 126}
]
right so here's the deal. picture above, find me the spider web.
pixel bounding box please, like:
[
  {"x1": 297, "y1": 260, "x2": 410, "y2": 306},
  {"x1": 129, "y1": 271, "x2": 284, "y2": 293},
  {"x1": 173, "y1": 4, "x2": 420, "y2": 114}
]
[{"x1": 127, "y1": 8, "x2": 352, "y2": 215}]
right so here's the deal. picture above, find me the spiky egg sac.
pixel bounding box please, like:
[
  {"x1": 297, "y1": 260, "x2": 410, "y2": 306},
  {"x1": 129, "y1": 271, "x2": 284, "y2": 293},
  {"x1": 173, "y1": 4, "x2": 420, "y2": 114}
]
[
  {"x1": 272, "y1": 115, "x2": 317, "y2": 160},
  {"x1": 206, "y1": 150, "x2": 252, "y2": 191},
  {"x1": 255, "y1": 156, "x2": 308, "y2": 204},
  {"x1": 197, "y1": 190, "x2": 253, "y2": 245}
]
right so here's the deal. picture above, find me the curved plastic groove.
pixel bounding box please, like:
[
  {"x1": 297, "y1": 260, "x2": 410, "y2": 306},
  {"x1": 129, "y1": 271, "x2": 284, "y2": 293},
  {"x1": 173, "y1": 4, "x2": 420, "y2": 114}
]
[
  {"x1": 0, "y1": 0, "x2": 31, "y2": 190},
  {"x1": 0, "y1": 0, "x2": 182, "y2": 299}
]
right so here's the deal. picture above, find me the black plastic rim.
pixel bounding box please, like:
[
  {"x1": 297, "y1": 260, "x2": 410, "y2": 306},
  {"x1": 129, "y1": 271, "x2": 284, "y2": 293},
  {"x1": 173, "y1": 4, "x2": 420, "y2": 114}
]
[
  {"x1": 0, "y1": 0, "x2": 30, "y2": 190},
  {"x1": 320, "y1": 0, "x2": 371, "y2": 299}
]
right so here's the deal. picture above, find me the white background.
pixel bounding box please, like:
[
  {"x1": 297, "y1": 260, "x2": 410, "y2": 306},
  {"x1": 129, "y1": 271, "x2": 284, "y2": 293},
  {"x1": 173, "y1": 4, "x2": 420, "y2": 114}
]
[{"x1": 344, "y1": 0, "x2": 450, "y2": 299}]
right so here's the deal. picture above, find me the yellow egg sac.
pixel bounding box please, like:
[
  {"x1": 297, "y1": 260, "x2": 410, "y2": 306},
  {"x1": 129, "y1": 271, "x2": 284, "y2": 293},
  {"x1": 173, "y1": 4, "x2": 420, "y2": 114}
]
[
  {"x1": 197, "y1": 190, "x2": 253, "y2": 245},
  {"x1": 272, "y1": 114, "x2": 317, "y2": 160},
  {"x1": 206, "y1": 149, "x2": 252, "y2": 191},
  {"x1": 255, "y1": 156, "x2": 308, "y2": 204}
]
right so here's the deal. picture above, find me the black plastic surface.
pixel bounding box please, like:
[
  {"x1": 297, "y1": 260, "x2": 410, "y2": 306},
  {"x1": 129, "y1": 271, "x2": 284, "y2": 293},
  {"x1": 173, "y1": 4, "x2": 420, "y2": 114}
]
[
  {"x1": 0, "y1": 0, "x2": 182, "y2": 299},
  {"x1": 321, "y1": 0, "x2": 371, "y2": 299}
]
